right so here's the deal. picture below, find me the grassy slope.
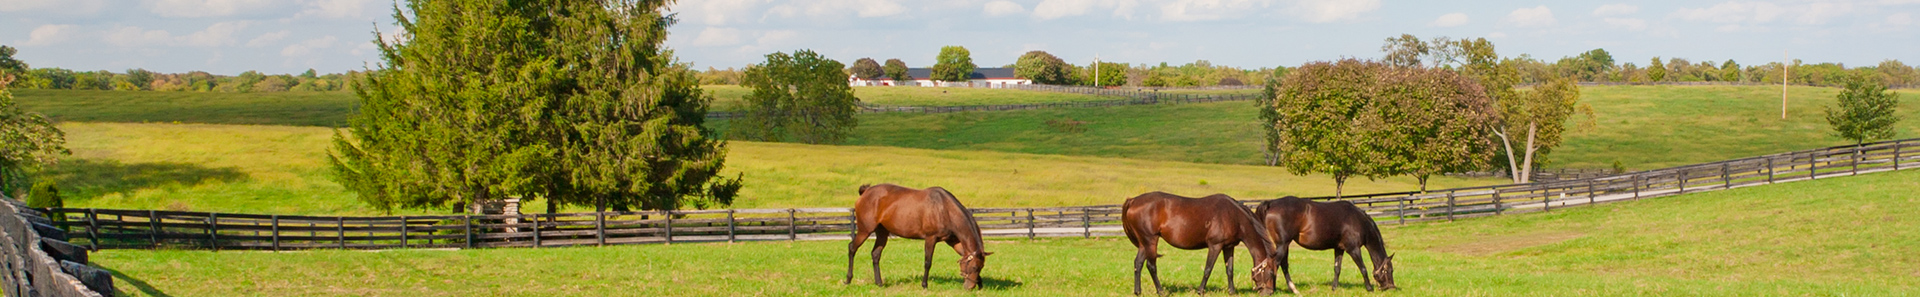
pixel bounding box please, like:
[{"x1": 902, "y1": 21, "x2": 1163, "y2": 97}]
[
  {"x1": 49, "y1": 122, "x2": 1487, "y2": 214},
  {"x1": 12, "y1": 89, "x2": 355, "y2": 127},
  {"x1": 844, "y1": 100, "x2": 1265, "y2": 164},
  {"x1": 93, "y1": 166, "x2": 1920, "y2": 296},
  {"x1": 705, "y1": 85, "x2": 1124, "y2": 111}
]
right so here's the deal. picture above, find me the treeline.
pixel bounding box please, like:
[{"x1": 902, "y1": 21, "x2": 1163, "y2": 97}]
[
  {"x1": 691, "y1": 49, "x2": 1277, "y2": 88},
  {"x1": 1, "y1": 45, "x2": 352, "y2": 92},
  {"x1": 1380, "y1": 35, "x2": 1919, "y2": 88}
]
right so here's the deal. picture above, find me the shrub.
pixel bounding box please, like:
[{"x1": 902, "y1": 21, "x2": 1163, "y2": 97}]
[{"x1": 25, "y1": 181, "x2": 61, "y2": 209}]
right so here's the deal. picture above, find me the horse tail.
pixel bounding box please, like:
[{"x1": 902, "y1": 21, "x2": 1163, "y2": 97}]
[{"x1": 858, "y1": 184, "x2": 873, "y2": 195}]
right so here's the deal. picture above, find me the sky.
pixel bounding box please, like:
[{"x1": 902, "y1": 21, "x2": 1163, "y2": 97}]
[{"x1": 3, "y1": 0, "x2": 1916, "y2": 76}]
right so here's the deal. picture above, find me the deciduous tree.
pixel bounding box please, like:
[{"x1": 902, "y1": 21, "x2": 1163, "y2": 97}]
[
  {"x1": 1825, "y1": 77, "x2": 1901, "y2": 147},
  {"x1": 848, "y1": 58, "x2": 883, "y2": 79},
  {"x1": 932, "y1": 46, "x2": 976, "y2": 82},
  {"x1": 0, "y1": 76, "x2": 69, "y2": 195},
  {"x1": 1015, "y1": 51, "x2": 1072, "y2": 84},
  {"x1": 884, "y1": 58, "x2": 910, "y2": 82},
  {"x1": 733, "y1": 50, "x2": 861, "y2": 145}
]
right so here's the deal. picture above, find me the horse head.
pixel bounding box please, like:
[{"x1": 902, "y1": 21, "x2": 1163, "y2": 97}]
[
  {"x1": 1373, "y1": 253, "x2": 1397, "y2": 290},
  {"x1": 1250, "y1": 251, "x2": 1279, "y2": 295},
  {"x1": 958, "y1": 251, "x2": 993, "y2": 290}
]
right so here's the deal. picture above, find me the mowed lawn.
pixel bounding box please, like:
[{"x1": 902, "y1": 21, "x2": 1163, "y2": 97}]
[
  {"x1": 705, "y1": 85, "x2": 1124, "y2": 111},
  {"x1": 92, "y1": 166, "x2": 1920, "y2": 296},
  {"x1": 11, "y1": 89, "x2": 356, "y2": 127},
  {"x1": 46, "y1": 122, "x2": 1490, "y2": 215}
]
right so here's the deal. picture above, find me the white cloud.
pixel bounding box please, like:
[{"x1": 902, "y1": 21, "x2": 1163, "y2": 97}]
[
  {"x1": 1890, "y1": 12, "x2": 1914, "y2": 26},
  {"x1": 984, "y1": 0, "x2": 1027, "y2": 17},
  {"x1": 756, "y1": 30, "x2": 799, "y2": 45},
  {"x1": 1032, "y1": 0, "x2": 1140, "y2": 21},
  {"x1": 1429, "y1": 12, "x2": 1469, "y2": 27},
  {"x1": 1, "y1": 0, "x2": 106, "y2": 14},
  {"x1": 1604, "y1": 18, "x2": 1648, "y2": 31},
  {"x1": 180, "y1": 22, "x2": 249, "y2": 47},
  {"x1": 1291, "y1": 0, "x2": 1379, "y2": 23},
  {"x1": 688, "y1": 0, "x2": 763, "y2": 25},
  {"x1": 297, "y1": 0, "x2": 370, "y2": 18},
  {"x1": 1672, "y1": 1, "x2": 1857, "y2": 27},
  {"x1": 20, "y1": 25, "x2": 77, "y2": 46},
  {"x1": 1504, "y1": 5, "x2": 1556, "y2": 27},
  {"x1": 281, "y1": 35, "x2": 339, "y2": 57},
  {"x1": 247, "y1": 31, "x2": 291, "y2": 47},
  {"x1": 1593, "y1": 4, "x2": 1639, "y2": 16},
  {"x1": 104, "y1": 26, "x2": 176, "y2": 47},
  {"x1": 1487, "y1": 32, "x2": 1507, "y2": 38},
  {"x1": 691, "y1": 27, "x2": 744, "y2": 46},
  {"x1": 147, "y1": 0, "x2": 280, "y2": 18},
  {"x1": 1159, "y1": 0, "x2": 1271, "y2": 22}
]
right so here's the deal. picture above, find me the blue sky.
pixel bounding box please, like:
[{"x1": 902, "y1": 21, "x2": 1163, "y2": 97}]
[{"x1": 4, "y1": 0, "x2": 1915, "y2": 75}]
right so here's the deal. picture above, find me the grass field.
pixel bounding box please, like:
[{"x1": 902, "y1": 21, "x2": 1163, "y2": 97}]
[
  {"x1": 47, "y1": 122, "x2": 1488, "y2": 214},
  {"x1": 11, "y1": 89, "x2": 356, "y2": 127},
  {"x1": 704, "y1": 85, "x2": 1125, "y2": 111},
  {"x1": 91, "y1": 164, "x2": 1920, "y2": 296}
]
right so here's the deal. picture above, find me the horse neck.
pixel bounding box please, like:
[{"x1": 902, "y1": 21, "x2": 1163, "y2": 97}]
[
  {"x1": 1235, "y1": 216, "x2": 1275, "y2": 261},
  {"x1": 1361, "y1": 221, "x2": 1389, "y2": 266}
]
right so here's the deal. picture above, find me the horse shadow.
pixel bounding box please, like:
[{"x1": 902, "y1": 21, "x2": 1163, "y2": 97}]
[
  {"x1": 881, "y1": 275, "x2": 1024, "y2": 291},
  {"x1": 99, "y1": 266, "x2": 173, "y2": 297},
  {"x1": 36, "y1": 159, "x2": 247, "y2": 201}
]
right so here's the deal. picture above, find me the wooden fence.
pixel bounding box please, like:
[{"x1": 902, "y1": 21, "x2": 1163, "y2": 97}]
[{"x1": 47, "y1": 138, "x2": 1920, "y2": 251}]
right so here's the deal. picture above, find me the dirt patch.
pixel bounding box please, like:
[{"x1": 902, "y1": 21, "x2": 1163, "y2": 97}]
[{"x1": 1430, "y1": 232, "x2": 1586, "y2": 256}]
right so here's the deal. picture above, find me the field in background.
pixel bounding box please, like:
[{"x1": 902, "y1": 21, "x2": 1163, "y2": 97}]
[
  {"x1": 12, "y1": 89, "x2": 355, "y2": 127},
  {"x1": 704, "y1": 85, "x2": 1123, "y2": 111},
  {"x1": 92, "y1": 167, "x2": 1920, "y2": 296},
  {"x1": 47, "y1": 122, "x2": 1488, "y2": 215}
]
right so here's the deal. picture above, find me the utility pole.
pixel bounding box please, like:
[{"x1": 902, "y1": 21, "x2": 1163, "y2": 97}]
[
  {"x1": 1782, "y1": 50, "x2": 1788, "y2": 119},
  {"x1": 1093, "y1": 55, "x2": 1101, "y2": 88}
]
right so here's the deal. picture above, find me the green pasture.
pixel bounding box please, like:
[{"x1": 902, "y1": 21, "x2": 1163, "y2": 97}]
[
  {"x1": 92, "y1": 165, "x2": 1920, "y2": 296},
  {"x1": 45, "y1": 122, "x2": 1486, "y2": 215},
  {"x1": 11, "y1": 89, "x2": 356, "y2": 127},
  {"x1": 704, "y1": 85, "x2": 1125, "y2": 111}
]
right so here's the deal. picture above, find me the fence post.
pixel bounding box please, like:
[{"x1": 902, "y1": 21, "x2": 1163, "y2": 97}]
[
  {"x1": 208, "y1": 212, "x2": 218, "y2": 251},
  {"x1": 149, "y1": 210, "x2": 160, "y2": 248},
  {"x1": 1542, "y1": 188, "x2": 1551, "y2": 212},
  {"x1": 1811, "y1": 151, "x2": 1819, "y2": 180},
  {"x1": 399, "y1": 216, "x2": 408, "y2": 248},
  {"x1": 1490, "y1": 191, "x2": 1502, "y2": 216},
  {"x1": 1396, "y1": 196, "x2": 1408, "y2": 225},
  {"x1": 1722, "y1": 162, "x2": 1731, "y2": 189},
  {"x1": 270, "y1": 214, "x2": 280, "y2": 251},
  {"x1": 596, "y1": 211, "x2": 607, "y2": 246},
  {"x1": 1767, "y1": 158, "x2": 1775, "y2": 183},
  {"x1": 1852, "y1": 145, "x2": 1861, "y2": 175},
  {"x1": 1587, "y1": 179, "x2": 1596, "y2": 205},
  {"x1": 1679, "y1": 169, "x2": 1688, "y2": 193},
  {"x1": 1026, "y1": 208, "x2": 1035, "y2": 239},
  {"x1": 1895, "y1": 141, "x2": 1903, "y2": 170},
  {"x1": 787, "y1": 209, "x2": 797, "y2": 241},
  {"x1": 337, "y1": 217, "x2": 345, "y2": 249},
  {"x1": 727, "y1": 210, "x2": 737, "y2": 243},
  {"x1": 86, "y1": 209, "x2": 99, "y2": 250},
  {"x1": 533, "y1": 214, "x2": 543, "y2": 248},
  {"x1": 464, "y1": 215, "x2": 474, "y2": 249},
  {"x1": 1632, "y1": 174, "x2": 1641, "y2": 199},
  {"x1": 1445, "y1": 191, "x2": 1456, "y2": 222},
  {"x1": 1082, "y1": 207, "x2": 1091, "y2": 238}
]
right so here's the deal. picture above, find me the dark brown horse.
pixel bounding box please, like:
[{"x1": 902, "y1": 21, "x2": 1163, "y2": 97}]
[
  {"x1": 1254, "y1": 196, "x2": 1396, "y2": 293},
  {"x1": 845, "y1": 184, "x2": 992, "y2": 290},
  {"x1": 1122, "y1": 192, "x2": 1280, "y2": 295}
]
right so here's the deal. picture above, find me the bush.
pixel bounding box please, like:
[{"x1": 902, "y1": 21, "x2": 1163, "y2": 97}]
[{"x1": 26, "y1": 181, "x2": 61, "y2": 209}]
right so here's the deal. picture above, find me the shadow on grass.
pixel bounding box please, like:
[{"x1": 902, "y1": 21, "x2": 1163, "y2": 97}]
[
  {"x1": 99, "y1": 266, "x2": 173, "y2": 297},
  {"x1": 877, "y1": 275, "x2": 1024, "y2": 291},
  {"x1": 38, "y1": 159, "x2": 248, "y2": 201}
]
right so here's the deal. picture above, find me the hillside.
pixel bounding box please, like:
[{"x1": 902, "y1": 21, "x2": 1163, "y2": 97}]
[{"x1": 89, "y1": 161, "x2": 1920, "y2": 296}]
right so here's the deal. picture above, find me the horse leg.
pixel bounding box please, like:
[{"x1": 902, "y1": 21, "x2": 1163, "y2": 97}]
[
  {"x1": 870, "y1": 229, "x2": 891, "y2": 286},
  {"x1": 1200, "y1": 245, "x2": 1220, "y2": 295},
  {"x1": 1278, "y1": 240, "x2": 1298, "y2": 294},
  {"x1": 1134, "y1": 248, "x2": 1147, "y2": 295},
  {"x1": 1145, "y1": 239, "x2": 1166, "y2": 296},
  {"x1": 1330, "y1": 249, "x2": 1344, "y2": 291},
  {"x1": 1223, "y1": 245, "x2": 1237, "y2": 295},
  {"x1": 846, "y1": 226, "x2": 874, "y2": 284},
  {"x1": 1347, "y1": 248, "x2": 1373, "y2": 291},
  {"x1": 921, "y1": 238, "x2": 938, "y2": 288}
]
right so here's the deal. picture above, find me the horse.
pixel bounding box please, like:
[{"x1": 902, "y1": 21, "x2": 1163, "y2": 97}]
[
  {"x1": 1253, "y1": 196, "x2": 1396, "y2": 293},
  {"x1": 1122, "y1": 192, "x2": 1281, "y2": 295},
  {"x1": 845, "y1": 184, "x2": 992, "y2": 290}
]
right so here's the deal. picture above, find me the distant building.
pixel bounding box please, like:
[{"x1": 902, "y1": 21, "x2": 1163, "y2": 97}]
[{"x1": 849, "y1": 67, "x2": 1032, "y2": 87}]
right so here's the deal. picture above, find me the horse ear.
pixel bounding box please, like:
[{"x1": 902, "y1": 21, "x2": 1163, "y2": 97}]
[{"x1": 983, "y1": 252, "x2": 994, "y2": 256}]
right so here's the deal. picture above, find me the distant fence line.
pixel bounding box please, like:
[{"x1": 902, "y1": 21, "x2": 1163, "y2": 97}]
[
  {"x1": 2, "y1": 197, "x2": 112, "y2": 297},
  {"x1": 706, "y1": 84, "x2": 1263, "y2": 119},
  {"x1": 42, "y1": 138, "x2": 1920, "y2": 251}
]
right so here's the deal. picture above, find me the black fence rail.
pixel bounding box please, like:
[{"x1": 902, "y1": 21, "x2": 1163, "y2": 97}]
[
  {"x1": 2, "y1": 197, "x2": 111, "y2": 297},
  {"x1": 45, "y1": 138, "x2": 1920, "y2": 251}
]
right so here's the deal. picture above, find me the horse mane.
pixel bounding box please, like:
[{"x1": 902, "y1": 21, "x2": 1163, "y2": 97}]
[
  {"x1": 858, "y1": 184, "x2": 873, "y2": 195},
  {"x1": 930, "y1": 187, "x2": 984, "y2": 252}
]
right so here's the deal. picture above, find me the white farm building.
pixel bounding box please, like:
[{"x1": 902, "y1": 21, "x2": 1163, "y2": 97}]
[{"x1": 849, "y1": 68, "x2": 1033, "y2": 87}]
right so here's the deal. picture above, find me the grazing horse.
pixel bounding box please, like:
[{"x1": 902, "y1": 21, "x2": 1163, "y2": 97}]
[
  {"x1": 845, "y1": 184, "x2": 992, "y2": 290},
  {"x1": 1254, "y1": 196, "x2": 1396, "y2": 293},
  {"x1": 1122, "y1": 192, "x2": 1280, "y2": 295}
]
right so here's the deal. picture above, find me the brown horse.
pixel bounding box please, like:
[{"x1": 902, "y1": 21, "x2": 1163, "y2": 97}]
[
  {"x1": 1254, "y1": 196, "x2": 1396, "y2": 293},
  {"x1": 1122, "y1": 192, "x2": 1280, "y2": 295},
  {"x1": 845, "y1": 184, "x2": 992, "y2": 290}
]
